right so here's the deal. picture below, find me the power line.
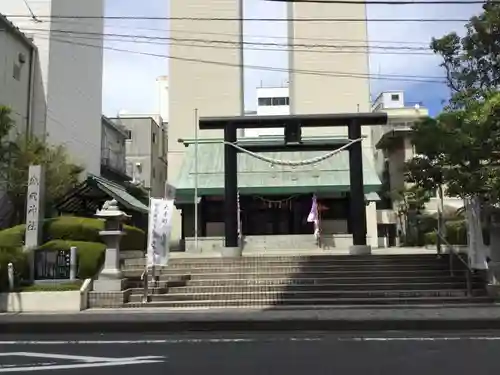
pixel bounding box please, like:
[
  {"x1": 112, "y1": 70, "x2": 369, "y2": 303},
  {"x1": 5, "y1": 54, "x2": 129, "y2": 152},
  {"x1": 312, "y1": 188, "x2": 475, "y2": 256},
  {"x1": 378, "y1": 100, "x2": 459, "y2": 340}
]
[
  {"x1": 20, "y1": 27, "x2": 434, "y2": 52},
  {"x1": 21, "y1": 0, "x2": 41, "y2": 22},
  {"x1": 25, "y1": 30, "x2": 434, "y2": 58},
  {"x1": 32, "y1": 33, "x2": 446, "y2": 84},
  {"x1": 46, "y1": 19, "x2": 432, "y2": 46},
  {"x1": 3, "y1": 14, "x2": 471, "y2": 22}
]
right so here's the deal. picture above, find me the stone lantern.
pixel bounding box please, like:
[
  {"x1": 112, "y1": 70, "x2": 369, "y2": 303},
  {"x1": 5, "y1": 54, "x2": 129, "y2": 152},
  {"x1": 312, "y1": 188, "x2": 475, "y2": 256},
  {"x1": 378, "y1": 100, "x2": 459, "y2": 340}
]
[{"x1": 93, "y1": 199, "x2": 130, "y2": 292}]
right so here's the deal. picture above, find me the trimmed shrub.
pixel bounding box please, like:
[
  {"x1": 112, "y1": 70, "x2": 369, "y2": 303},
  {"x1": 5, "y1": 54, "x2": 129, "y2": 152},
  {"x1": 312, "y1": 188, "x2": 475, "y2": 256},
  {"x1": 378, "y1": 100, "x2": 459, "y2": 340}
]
[
  {"x1": 122, "y1": 224, "x2": 146, "y2": 251},
  {"x1": 0, "y1": 216, "x2": 146, "y2": 251},
  {"x1": 446, "y1": 220, "x2": 467, "y2": 245},
  {"x1": 424, "y1": 231, "x2": 437, "y2": 245},
  {"x1": 0, "y1": 225, "x2": 26, "y2": 248},
  {"x1": 45, "y1": 217, "x2": 102, "y2": 243},
  {"x1": 37, "y1": 240, "x2": 106, "y2": 279},
  {"x1": 0, "y1": 247, "x2": 28, "y2": 292}
]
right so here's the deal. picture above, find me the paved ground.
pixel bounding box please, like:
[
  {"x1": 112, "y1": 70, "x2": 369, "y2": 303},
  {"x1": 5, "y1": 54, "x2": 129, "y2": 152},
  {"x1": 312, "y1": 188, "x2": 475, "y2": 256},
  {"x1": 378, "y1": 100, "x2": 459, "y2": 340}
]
[
  {"x1": 3, "y1": 306, "x2": 500, "y2": 334},
  {"x1": 2, "y1": 331, "x2": 500, "y2": 374}
]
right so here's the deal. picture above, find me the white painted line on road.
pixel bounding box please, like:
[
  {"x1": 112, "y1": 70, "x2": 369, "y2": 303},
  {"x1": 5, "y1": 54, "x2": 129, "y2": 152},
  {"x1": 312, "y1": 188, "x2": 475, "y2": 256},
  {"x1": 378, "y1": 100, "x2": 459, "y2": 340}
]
[
  {"x1": 0, "y1": 352, "x2": 164, "y2": 363},
  {"x1": 0, "y1": 352, "x2": 118, "y2": 362},
  {"x1": 0, "y1": 359, "x2": 165, "y2": 373},
  {"x1": 0, "y1": 352, "x2": 167, "y2": 373},
  {"x1": 0, "y1": 363, "x2": 56, "y2": 369},
  {"x1": 342, "y1": 337, "x2": 500, "y2": 342},
  {"x1": 0, "y1": 337, "x2": 322, "y2": 345}
]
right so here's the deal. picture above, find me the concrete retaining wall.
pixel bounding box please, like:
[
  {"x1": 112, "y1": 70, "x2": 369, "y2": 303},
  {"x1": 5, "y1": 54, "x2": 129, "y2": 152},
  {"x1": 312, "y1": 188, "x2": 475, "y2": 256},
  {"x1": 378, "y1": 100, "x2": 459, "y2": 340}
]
[{"x1": 0, "y1": 291, "x2": 83, "y2": 313}]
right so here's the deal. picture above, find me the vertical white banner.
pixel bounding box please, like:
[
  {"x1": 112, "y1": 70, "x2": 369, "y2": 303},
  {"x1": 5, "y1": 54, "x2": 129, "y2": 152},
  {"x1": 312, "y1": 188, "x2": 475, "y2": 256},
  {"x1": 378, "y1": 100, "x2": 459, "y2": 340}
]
[
  {"x1": 466, "y1": 196, "x2": 488, "y2": 270},
  {"x1": 147, "y1": 198, "x2": 174, "y2": 267}
]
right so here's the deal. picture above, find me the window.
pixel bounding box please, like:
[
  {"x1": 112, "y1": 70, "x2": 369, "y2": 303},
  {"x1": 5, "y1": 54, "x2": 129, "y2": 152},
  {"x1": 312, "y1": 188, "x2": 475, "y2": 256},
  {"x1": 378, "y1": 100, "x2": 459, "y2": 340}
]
[
  {"x1": 272, "y1": 97, "x2": 289, "y2": 106},
  {"x1": 152, "y1": 167, "x2": 156, "y2": 178},
  {"x1": 13, "y1": 63, "x2": 21, "y2": 81},
  {"x1": 258, "y1": 97, "x2": 272, "y2": 106},
  {"x1": 391, "y1": 94, "x2": 400, "y2": 101},
  {"x1": 152, "y1": 132, "x2": 156, "y2": 143},
  {"x1": 125, "y1": 130, "x2": 132, "y2": 139}
]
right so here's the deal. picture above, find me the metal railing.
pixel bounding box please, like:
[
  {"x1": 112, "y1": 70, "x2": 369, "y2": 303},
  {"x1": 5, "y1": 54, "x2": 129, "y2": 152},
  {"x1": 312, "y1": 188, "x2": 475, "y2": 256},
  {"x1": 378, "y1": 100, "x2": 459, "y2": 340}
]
[
  {"x1": 437, "y1": 232, "x2": 473, "y2": 297},
  {"x1": 141, "y1": 255, "x2": 149, "y2": 303}
]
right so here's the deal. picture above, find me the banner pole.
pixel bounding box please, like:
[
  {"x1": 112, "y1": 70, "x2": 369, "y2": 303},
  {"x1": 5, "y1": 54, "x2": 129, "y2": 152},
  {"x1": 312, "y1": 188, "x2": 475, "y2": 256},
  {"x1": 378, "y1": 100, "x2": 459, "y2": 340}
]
[{"x1": 194, "y1": 108, "x2": 199, "y2": 252}]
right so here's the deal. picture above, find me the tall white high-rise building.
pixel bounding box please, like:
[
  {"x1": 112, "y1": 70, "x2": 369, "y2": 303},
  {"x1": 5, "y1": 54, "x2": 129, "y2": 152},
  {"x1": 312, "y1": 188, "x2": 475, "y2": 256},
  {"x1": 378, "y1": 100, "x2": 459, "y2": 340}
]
[
  {"x1": 1, "y1": 0, "x2": 104, "y2": 176},
  {"x1": 156, "y1": 75, "x2": 169, "y2": 124}
]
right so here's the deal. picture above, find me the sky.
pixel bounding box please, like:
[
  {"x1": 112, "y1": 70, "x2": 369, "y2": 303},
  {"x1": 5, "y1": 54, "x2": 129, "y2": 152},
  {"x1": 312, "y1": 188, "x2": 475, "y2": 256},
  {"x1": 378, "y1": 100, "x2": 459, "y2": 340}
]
[{"x1": 101, "y1": 0, "x2": 483, "y2": 118}]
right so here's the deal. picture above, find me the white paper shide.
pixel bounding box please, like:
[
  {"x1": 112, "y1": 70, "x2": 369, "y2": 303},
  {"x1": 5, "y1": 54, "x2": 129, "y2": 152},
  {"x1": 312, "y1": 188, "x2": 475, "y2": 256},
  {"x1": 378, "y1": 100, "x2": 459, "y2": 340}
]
[{"x1": 147, "y1": 198, "x2": 174, "y2": 266}]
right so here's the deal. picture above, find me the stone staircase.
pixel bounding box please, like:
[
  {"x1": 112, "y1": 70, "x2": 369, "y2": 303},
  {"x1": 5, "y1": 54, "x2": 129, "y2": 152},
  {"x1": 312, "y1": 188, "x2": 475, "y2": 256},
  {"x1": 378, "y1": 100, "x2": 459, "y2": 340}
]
[{"x1": 117, "y1": 253, "x2": 493, "y2": 309}]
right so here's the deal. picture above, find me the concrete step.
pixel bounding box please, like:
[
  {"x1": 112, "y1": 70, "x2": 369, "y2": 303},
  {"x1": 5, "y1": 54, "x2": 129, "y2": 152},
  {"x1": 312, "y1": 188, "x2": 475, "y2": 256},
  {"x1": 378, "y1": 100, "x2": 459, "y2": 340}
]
[
  {"x1": 124, "y1": 296, "x2": 493, "y2": 308},
  {"x1": 123, "y1": 269, "x2": 468, "y2": 280},
  {"x1": 122, "y1": 264, "x2": 455, "y2": 275},
  {"x1": 124, "y1": 275, "x2": 481, "y2": 289},
  {"x1": 122, "y1": 254, "x2": 451, "y2": 268},
  {"x1": 127, "y1": 288, "x2": 488, "y2": 303},
  {"x1": 133, "y1": 282, "x2": 482, "y2": 295}
]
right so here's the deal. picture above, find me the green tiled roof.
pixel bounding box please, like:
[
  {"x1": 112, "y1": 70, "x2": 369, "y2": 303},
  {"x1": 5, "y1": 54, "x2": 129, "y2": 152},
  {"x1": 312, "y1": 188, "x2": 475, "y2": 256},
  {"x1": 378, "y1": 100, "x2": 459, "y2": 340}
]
[
  {"x1": 89, "y1": 175, "x2": 149, "y2": 214},
  {"x1": 174, "y1": 137, "x2": 382, "y2": 197}
]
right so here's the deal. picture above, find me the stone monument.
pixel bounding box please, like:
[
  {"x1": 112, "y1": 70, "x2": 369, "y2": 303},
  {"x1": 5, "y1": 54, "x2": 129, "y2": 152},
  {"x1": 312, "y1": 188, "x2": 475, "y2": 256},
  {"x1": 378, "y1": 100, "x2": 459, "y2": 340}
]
[{"x1": 93, "y1": 199, "x2": 130, "y2": 292}]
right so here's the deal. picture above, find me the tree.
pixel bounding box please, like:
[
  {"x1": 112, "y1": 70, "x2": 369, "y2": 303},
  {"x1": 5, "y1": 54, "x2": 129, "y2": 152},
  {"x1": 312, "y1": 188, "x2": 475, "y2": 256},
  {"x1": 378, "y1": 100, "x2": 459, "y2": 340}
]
[
  {"x1": 431, "y1": 1, "x2": 500, "y2": 109},
  {"x1": 407, "y1": 1, "x2": 500, "y2": 203},
  {"x1": 0, "y1": 106, "x2": 15, "y2": 167},
  {"x1": 5, "y1": 134, "x2": 83, "y2": 224},
  {"x1": 406, "y1": 92, "x2": 500, "y2": 203},
  {"x1": 0, "y1": 106, "x2": 83, "y2": 225},
  {"x1": 392, "y1": 185, "x2": 432, "y2": 245}
]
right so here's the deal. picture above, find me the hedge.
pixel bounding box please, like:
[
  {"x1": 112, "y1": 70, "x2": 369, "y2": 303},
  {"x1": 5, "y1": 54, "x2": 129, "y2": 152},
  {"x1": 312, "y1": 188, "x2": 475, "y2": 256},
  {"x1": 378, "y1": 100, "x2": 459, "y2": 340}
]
[
  {"x1": 0, "y1": 216, "x2": 145, "y2": 251},
  {"x1": 423, "y1": 220, "x2": 468, "y2": 246},
  {"x1": 37, "y1": 240, "x2": 106, "y2": 279},
  {"x1": 0, "y1": 247, "x2": 27, "y2": 292}
]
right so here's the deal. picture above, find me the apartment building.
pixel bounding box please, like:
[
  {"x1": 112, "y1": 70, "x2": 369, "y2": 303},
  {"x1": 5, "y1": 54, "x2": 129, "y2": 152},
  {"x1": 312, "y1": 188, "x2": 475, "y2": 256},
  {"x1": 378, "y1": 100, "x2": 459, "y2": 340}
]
[
  {"x1": 370, "y1": 91, "x2": 461, "y2": 246},
  {"x1": 100, "y1": 116, "x2": 130, "y2": 184},
  {"x1": 288, "y1": 0, "x2": 371, "y2": 139},
  {"x1": 112, "y1": 115, "x2": 168, "y2": 198},
  {"x1": 243, "y1": 86, "x2": 289, "y2": 137},
  {"x1": 0, "y1": 14, "x2": 46, "y2": 139},
  {"x1": 1, "y1": 0, "x2": 104, "y2": 176}
]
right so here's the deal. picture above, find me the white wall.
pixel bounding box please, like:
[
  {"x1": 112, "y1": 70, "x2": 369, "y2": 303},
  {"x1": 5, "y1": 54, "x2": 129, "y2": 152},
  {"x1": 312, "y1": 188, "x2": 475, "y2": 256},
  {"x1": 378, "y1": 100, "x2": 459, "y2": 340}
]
[
  {"x1": 0, "y1": 26, "x2": 33, "y2": 136},
  {"x1": 1, "y1": 0, "x2": 104, "y2": 176},
  {"x1": 373, "y1": 91, "x2": 405, "y2": 110},
  {"x1": 245, "y1": 87, "x2": 289, "y2": 137},
  {"x1": 156, "y1": 76, "x2": 169, "y2": 123}
]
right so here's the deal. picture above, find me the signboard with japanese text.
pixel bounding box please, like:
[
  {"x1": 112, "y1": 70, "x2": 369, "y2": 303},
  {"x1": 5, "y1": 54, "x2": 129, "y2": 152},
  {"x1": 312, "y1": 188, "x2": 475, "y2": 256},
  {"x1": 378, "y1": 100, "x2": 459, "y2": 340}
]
[
  {"x1": 24, "y1": 165, "x2": 45, "y2": 250},
  {"x1": 34, "y1": 248, "x2": 71, "y2": 280},
  {"x1": 147, "y1": 198, "x2": 174, "y2": 267}
]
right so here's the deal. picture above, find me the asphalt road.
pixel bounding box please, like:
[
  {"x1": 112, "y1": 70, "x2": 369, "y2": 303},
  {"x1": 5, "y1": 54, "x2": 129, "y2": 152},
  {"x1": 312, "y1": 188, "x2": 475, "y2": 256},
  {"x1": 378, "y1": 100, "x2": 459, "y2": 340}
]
[{"x1": 2, "y1": 331, "x2": 500, "y2": 374}]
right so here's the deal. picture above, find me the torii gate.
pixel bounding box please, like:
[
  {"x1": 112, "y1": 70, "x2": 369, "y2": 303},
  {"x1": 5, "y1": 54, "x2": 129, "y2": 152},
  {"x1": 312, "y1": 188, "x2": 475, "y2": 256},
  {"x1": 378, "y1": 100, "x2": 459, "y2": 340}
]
[{"x1": 198, "y1": 112, "x2": 388, "y2": 254}]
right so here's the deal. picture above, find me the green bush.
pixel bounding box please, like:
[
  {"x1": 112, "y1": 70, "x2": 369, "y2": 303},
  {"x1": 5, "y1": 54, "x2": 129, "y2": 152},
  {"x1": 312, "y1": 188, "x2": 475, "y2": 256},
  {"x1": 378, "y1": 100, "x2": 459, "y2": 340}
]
[
  {"x1": 446, "y1": 220, "x2": 467, "y2": 245},
  {"x1": 0, "y1": 247, "x2": 28, "y2": 292},
  {"x1": 424, "y1": 231, "x2": 437, "y2": 245},
  {"x1": 37, "y1": 240, "x2": 106, "y2": 279},
  {"x1": 45, "y1": 217, "x2": 102, "y2": 243},
  {"x1": 0, "y1": 216, "x2": 146, "y2": 251},
  {"x1": 0, "y1": 225, "x2": 26, "y2": 248}
]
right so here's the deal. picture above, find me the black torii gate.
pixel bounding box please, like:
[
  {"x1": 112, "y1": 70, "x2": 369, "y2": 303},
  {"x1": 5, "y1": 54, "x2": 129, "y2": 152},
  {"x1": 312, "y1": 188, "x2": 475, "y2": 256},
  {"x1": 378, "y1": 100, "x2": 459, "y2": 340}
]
[{"x1": 198, "y1": 112, "x2": 388, "y2": 250}]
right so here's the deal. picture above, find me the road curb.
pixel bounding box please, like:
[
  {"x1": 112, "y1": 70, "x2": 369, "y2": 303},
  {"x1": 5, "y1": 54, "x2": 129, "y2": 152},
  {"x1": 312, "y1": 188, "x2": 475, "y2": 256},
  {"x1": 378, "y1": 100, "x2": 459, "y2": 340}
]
[{"x1": 3, "y1": 317, "x2": 500, "y2": 334}]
